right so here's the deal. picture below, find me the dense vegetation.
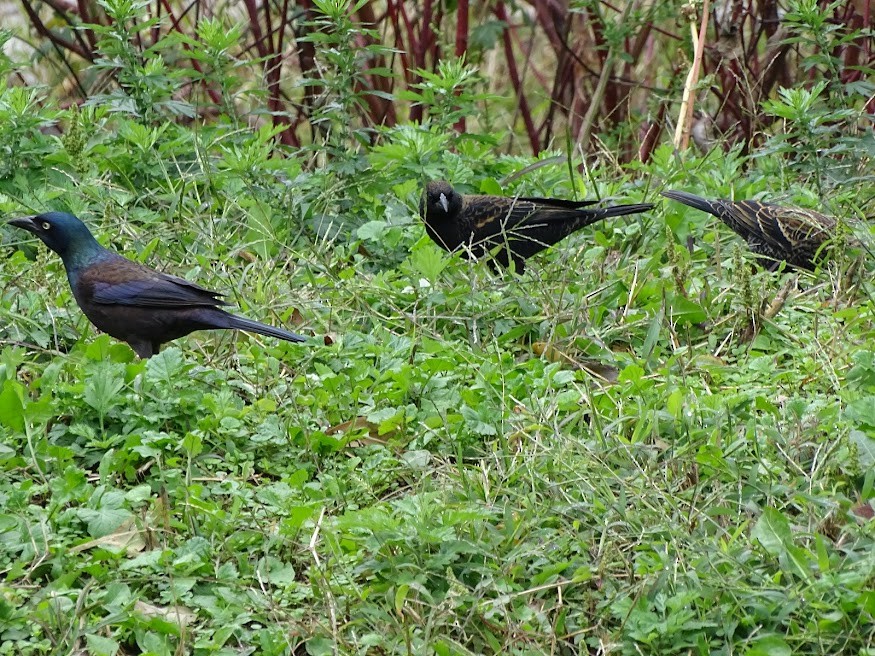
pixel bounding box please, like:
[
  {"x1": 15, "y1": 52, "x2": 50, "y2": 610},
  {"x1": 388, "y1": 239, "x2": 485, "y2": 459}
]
[{"x1": 0, "y1": 0, "x2": 873, "y2": 654}]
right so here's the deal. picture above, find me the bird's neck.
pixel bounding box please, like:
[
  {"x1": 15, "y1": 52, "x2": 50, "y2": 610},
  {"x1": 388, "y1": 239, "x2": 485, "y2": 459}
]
[{"x1": 61, "y1": 240, "x2": 112, "y2": 277}]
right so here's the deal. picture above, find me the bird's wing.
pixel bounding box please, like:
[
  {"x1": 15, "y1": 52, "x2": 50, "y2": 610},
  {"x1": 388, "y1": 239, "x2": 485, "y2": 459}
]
[
  {"x1": 466, "y1": 197, "x2": 580, "y2": 237},
  {"x1": 730, "y1": 201, "x2": 833, "y2": 249},
  {"x1": 84, "y1": 259, "x2": 226, "y2": 308},
  {"x1": 766, "y1": 205, "x2": 835, "y2": 246},
  {"x1": 516, "y1": 197, "x2": 601, "y2": 210}
]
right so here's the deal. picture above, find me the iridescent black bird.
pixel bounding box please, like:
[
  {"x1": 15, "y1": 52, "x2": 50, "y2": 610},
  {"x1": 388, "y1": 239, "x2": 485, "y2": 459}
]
[
  {"x1": 661, "y1": 190, "x2": 837, "y2": 271},
  {"x1": 420, "y1": 180, "x2": 654, "y2": 272},
  {"x1": 9, "y1": 212, "x2": 306, "y2": 358}
]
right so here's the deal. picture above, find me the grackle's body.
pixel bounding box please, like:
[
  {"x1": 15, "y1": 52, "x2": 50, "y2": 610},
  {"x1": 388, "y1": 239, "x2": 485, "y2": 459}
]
[
  {"x1": 420, "y1": 180, "x2": 654, "y2": 273},
  {"x1": 10, "y1": 212, "x2": 306, "y2": 358},
  {"x1": 661, "y1": 190, "x2": 837, "y2": 271}
]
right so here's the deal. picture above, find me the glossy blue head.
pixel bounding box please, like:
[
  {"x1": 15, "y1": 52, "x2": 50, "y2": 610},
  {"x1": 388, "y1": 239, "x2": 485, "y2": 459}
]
[{"x1": 9, "y1": 212, "x2": 105, "y2": 269}]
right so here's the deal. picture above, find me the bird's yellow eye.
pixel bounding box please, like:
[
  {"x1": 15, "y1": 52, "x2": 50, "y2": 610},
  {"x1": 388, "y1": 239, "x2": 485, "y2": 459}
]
[{"x1": 41, "y1": 222, "x2": 51, "y2": 230}]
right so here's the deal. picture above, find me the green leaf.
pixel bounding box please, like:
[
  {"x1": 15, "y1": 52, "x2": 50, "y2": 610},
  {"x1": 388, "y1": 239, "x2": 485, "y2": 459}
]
[
  {"x1": 85, "y1": 633, "x2": 119, "y2": 656},
  {"x1": 849, "y1": 430, "x2": 875, "y2": 469},
  {"x1": 357, "y1": 220, "x2": 387, "y2": 241},
  {"x1": 751, "y1": 508, "x2": 791, "y2": 557},
  {"x1": 667, "y1": 294, "x2": 707, "y2": 325},
  {"x1": 745, "y1": 635, "x2": 791, "y2": 656},
  {"x1": 83, "y1": 362, "x2": 126, "y2": 415},
  {"x1": 479, "y1": 178, "x2": 502, "y2": 195},
  {"x1": 408, "y1": 239, "x2": 447, "y2": 282},
  {"x1": 0, "y1": 379, "x2": 25, "y2": 433},
  {"x1": 77, "y1": 488, "x2": 132, "y2": 537},
  {"x1": 847, "y1": 397, "x2": 875, "y2": 429},
  {"x1": 394, "y1": 584, "x2": 409, "y2": 615}
]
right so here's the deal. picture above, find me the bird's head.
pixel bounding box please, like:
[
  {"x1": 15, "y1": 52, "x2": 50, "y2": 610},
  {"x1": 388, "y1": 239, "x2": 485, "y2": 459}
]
[
  {"x1": 421, "y1": 180, "x2": 462, "y2": 223},
  {"x1": 9, "y1": 211, "x2": 102, "y2": 262}
]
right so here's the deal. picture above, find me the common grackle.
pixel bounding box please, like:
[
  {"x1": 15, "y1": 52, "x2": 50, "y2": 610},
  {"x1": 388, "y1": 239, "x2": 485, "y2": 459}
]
[
  {"x1": 661, "y1": 190, "x2": 837, "y2": 271},
  {"x1": 420, "y1": 180, "x2": 654, "y2": 272},
  {"x1": 9, "y1": 212, "x2": 306, "y2": 358}
]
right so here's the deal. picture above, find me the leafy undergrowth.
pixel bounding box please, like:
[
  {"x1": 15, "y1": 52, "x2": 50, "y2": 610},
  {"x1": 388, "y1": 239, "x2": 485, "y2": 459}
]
[{"x1": 1, "y1": 99, "x2": 874, "y2": 656}]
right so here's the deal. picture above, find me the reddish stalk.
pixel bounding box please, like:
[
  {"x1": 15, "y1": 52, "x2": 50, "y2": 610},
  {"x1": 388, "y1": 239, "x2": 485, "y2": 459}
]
[
  {"x1": 354, "y1": 1, "x2": 397, "y2": 127},
  {"x1": 495, "y1": 2, "x2": 539, "y2": 153},
  {"x1": 410, "y1": 0, "x2": 434, "y2": 124},
  {"x1": 453, "y1": 0, "x2": 469, "y2": 133},
  {"x1": 20, "y1": 0, "x2": 92, "y2": 60}
]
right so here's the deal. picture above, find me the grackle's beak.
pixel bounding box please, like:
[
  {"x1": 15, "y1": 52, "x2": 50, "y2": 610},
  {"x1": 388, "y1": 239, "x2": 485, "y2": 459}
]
[
  {"x1": 439, "y1": 193, "x2": 449, "y2": 213},
  {"x1": 8, "y1": 216, "x2": 37, "y2": 233}
]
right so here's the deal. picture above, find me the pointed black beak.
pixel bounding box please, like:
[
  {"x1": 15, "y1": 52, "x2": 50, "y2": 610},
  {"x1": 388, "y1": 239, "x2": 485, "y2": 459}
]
[
  {"x1": 439, "y1": 193, "x2": 449, "y2": 213},
  {"x1": 8, "y1": 216, "x2": 37, "y2": 233}
]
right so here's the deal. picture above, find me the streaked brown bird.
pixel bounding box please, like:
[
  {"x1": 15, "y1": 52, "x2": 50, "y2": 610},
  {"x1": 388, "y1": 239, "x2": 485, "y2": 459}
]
[
  {"x1": 420, "y1": 180, "x2": 654, "y2": 273},
  {"x1": 661, "y1": 190, "x2": 837, "y2": 271}
]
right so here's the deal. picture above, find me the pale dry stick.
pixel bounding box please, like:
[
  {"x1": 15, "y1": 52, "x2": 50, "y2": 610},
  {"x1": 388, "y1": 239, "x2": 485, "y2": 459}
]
[
  {"x1": 481, "y1": 577, "x2": 579, "y2": 608},
  {"x1": 674, "y1": 0, "x2": 710, "y2": 150},
  {"x1": 622, "y1": 259, "x2": 640, "y2": 319},
  {"x1": 763, "y1": 276, "x2": 797, "y2": 320},
  {"x1": 308, "y1": 507, "x2": 339, "y2": 656}
]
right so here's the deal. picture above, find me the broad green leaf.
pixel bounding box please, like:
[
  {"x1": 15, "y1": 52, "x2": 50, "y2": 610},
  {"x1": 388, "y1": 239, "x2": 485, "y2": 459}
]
[
  {"x1": 0, "y1": 379, "x2": 25, "y2": 433},
  {"x1": 745, "y1": 635, "x2": 791, "y2": 656},
  {"x1": 850, "y1": 430, "x2": 875, "y2": 468},
  {"x1": 752, "y1": 508, "x2": 791, "y2": 557},
  {"x1": 667, "y1": 294, "x2": 707, "y2": 325}
]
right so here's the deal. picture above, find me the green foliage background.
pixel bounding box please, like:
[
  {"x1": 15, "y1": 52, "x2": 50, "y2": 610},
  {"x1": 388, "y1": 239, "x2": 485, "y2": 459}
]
[{"x1": 0, "y1": 1, "x2": 874, "y2": 654}]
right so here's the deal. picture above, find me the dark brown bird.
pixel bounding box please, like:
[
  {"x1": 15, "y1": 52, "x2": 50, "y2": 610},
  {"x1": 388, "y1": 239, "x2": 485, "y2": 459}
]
[
  {"x1": 661, "y1": 190, "x2": 837, "y2": 270},
  {"x1": 9, "y1": 212, "x2": 306, "y2": 358},
  {"x1": 420, "y1": 180, "x2": 654, "y2": 272}
]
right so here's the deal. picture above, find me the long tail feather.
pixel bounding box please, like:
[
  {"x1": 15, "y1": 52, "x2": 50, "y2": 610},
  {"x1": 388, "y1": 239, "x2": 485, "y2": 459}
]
[
  {"x1": 224, "y1": 313, "x2": 307, "y2": 343},
  {"x1": 589, "y1": 202, "x2": 655, "y2": 220}
]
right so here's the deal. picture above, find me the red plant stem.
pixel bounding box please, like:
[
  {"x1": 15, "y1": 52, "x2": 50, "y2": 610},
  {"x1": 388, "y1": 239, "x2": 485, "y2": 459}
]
[
  {"x1": 528, "y1": 0, "x2": 566, "y2": 54},
  {"x1": 265, "y1": 0, "x2": 277, "y2": 52},
  {"x1": 154, "y1": 0, "x2": 223, "y2": 107},
  {"x1": 76, "y1": 0, "x2": 97, "y2": 51},
  {"x1": 151, "y1": 0, "x2": 160, "y2": 47},
  {"x1": 243, "y1": 0, "x2": 269, "y2": 58},
  {"x1": 431, "y1": 4, "x2": 443, "y2": 65},
  {"x1": 454, "y1": 0, "x2": 468, "y2": 56},
  {"x1": 386, "y1": 0, "x2": 411, "y2": 84},
  {"x1": 20, "y1": 0, "x2": 92, "y2": 60},
  {"x1": 454, "y1": 0, "x2": 469, "y2": 133},
  {"x1": 416, "y1": 0, "x2": 434, "y2": 67},
  {"x1": 290, "y1": 0, "x2": 318, "y2": 145},
  {"x1": 638, "y1": 101, "x2": 667, "y2": 163},
  {"x1": 409, "y1": 0, "x2": 434, "y2": 123},
  {"x1": 397, "y1": 2, "x2": 418, "y2": 87},
  {"x1": 494, "y1": 2, "x2": 539, "y2": 154},
  {"x1": 264, "y1": 0, "x2": 288, "y2": 109},
  {"x1": 243, "y1": 0, "x2": 297, "y2": 145},
  {"x1": 354, "y1": 2, "x2": 397, "y2": 127},
  {"x1": 509, "y1": 26, "x2": 549, "y2": 90}
]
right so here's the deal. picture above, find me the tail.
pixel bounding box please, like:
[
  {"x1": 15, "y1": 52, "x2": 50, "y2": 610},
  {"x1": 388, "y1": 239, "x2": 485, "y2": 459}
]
[
  {"x1": 661, "y1": 190, "x2": 722, "y2": 217},
  {"x1": 587, "y1": 202, "x2": 654, "y2": 221},
  {"x1": 224, "y1": 312, "x2": 307, "y2": 344}
]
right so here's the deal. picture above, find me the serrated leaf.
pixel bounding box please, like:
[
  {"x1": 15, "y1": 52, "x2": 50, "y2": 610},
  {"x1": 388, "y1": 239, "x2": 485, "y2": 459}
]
[
  {"x1": 83, "y1": 362, "x2": 126, "y2": 414},
  {"x1": 85, "y1": 634, "x2": 119, "y2": 656}
]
